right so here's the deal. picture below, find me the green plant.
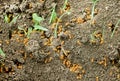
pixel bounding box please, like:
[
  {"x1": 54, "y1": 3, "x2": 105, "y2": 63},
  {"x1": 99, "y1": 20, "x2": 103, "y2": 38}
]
[
  {"x1": 90, "y1": 31, "x2": 97, "y2": 43},
  {"x1": 90, "y1": 30, "x2": 103, "y2": 44},
  {"x1": 4, "y1": 15, "x2": 19, "y2": 26},
  {"x1": 4, "y1": 15, "x2": 10, "y2": 23},
  {"x1": 62, "y1": 0, "x2": 68, "y2": 10},
  {"x1": 0, "y1": 48, "x2": 5, "y2": 58},
  {"x1": 27, "y1": 27, "x2": 33, "y2": 38},
  {"x1": 32, "y1": 13, "x2": 48, "y2": 31},
  {"x1": 18, "y1": 26, "x2": 27, "y2": 35},
  {"x1": 18, "y1": 26, "x2": 32, "y2": 38},
  {"x1": 18, "y1": 13, "x2": 48, "y2": 38},
  {"x1": 111, "y1": 19, "x2": 120, "y2": 38},
  {"x1": 91, "y1": 0, "x2": 99, "y2": 20},
  {"x1": 54, "y1": 0, "x2": 71, "y2": 38},
  {"x1": 49, "y1": 4, "x2": 57, "y2": 24},
  {"x1": 54, "y1": 11, "x2": 70, "y2": 38}
]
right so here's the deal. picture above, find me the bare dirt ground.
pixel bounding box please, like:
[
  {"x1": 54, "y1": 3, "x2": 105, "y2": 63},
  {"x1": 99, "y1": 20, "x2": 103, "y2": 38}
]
[{"x1": 0, "y1": 0, "x2": 120, "y2": 81}]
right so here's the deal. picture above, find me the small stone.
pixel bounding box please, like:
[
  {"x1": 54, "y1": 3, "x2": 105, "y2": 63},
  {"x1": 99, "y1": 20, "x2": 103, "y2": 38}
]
[
  {"x1": 17, "y1": 57, "x2": 25, "y2": 64},
  {"x1": 81, "y1": 36, "x2": 88, "y2": 43},
  {"x1": 58, "y1": 32, "x2": 68, "y2": 40},
  {"x1": 51, "y1": 38, "x2": 61, "y2": 47},
  {"x1": 26, "y1": 40, "x2": 40, "y2": 52}
]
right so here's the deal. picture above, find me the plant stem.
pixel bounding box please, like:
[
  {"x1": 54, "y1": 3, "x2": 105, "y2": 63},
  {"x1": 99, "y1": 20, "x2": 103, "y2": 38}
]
[
  {"x1": 54, "y1": 11, "x2": 69, "y2": 38},
  {"x1": 91, "y1": 2, "x2": 96, "y2": 20},
  {"x1": 63, "y1": 0, "x2": 68, "y2": 10},
  {"x1": 49, "y1": 4, "x2": 57, "y2": 24},
  {"x1": 111, "y1": 19, "x2": 120, "y2": 38},
  {"x1": 91, "y1": 0, "x2": 99, "y2": 21}
]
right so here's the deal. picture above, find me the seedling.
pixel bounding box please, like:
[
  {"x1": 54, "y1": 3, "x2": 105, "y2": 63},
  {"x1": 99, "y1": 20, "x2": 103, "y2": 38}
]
[
  {"x1": 91, "y1": 0, "x2": 99, "y2": 20},
  {"x1": 18, "y1": 26, "x2": 32, "y2": 38},
  {"x1": 54, "y1": 0, "x2": 71, "y2": 38},
  {"x1": 90, "y1": 31, "x2": 97, "y2": 44},
  {"x1": 49, "y1": 4, "x2": 57, "y2": 24},
  {"x1": 4, "y1": 15, "x2": 10, "y2": 23},
  {"x1": 4, "y1": 14, "x2": 19, "y2": 26},
  {"x1": 90, "y1": 30, "x2": 103, "y2": 44},
  {"x1": 62, "y1": 0, "x2": 68, "y2": 10},
  {"x1": 32, "y1": 13, "x2": 48, "y2": 31},
  {"x1": 18, "y1": 13, "x2": 48, "y2": 38},
  {"x1": 111, "y1": 19, "x2": 120, "y2": 38},
  {"x1": 0, "y1": 48, "x2": 5, "y2": 58},
  {"x1": 18, "y1": 26, "x2": 27, "y2": 35},
  {"x1": 10, "y1": 15, "x2": 19, "y2": 26},
  {"x1": 61, "y1": 0, "x2": 70, "y2": 13},
  {"x1": 27, "y1": 27, "x2": 33, "y2": 38},
  {"x1": 54, "y1": 11, "x2": 70, "y2": 38}
]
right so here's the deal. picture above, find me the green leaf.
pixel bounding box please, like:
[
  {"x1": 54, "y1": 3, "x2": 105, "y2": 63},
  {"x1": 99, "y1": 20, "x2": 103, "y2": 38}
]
[
  {"x1": 32, "y1": 13, "x2": 44, "y2": 24},
  {"x1": 4, "y1": 15, "x2": 10, "y2": 23},
  {"x1": 18, "y1": 26, "x2": 24, "y2": 30},
  {"x1": 33, "y1": 24, "x2": 48, "y2": 31},
  {"x1": 0, "y1": 48, "x2": 5, "y2": 58},
  {"x1": 49, "y1": 7, "x2": 57, "y2": 24}
]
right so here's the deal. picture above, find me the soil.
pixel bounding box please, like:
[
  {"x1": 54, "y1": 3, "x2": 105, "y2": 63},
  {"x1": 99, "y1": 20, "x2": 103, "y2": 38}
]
[{"x1": 0, "y1": 0, "x2": 120, "y2": 81}]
